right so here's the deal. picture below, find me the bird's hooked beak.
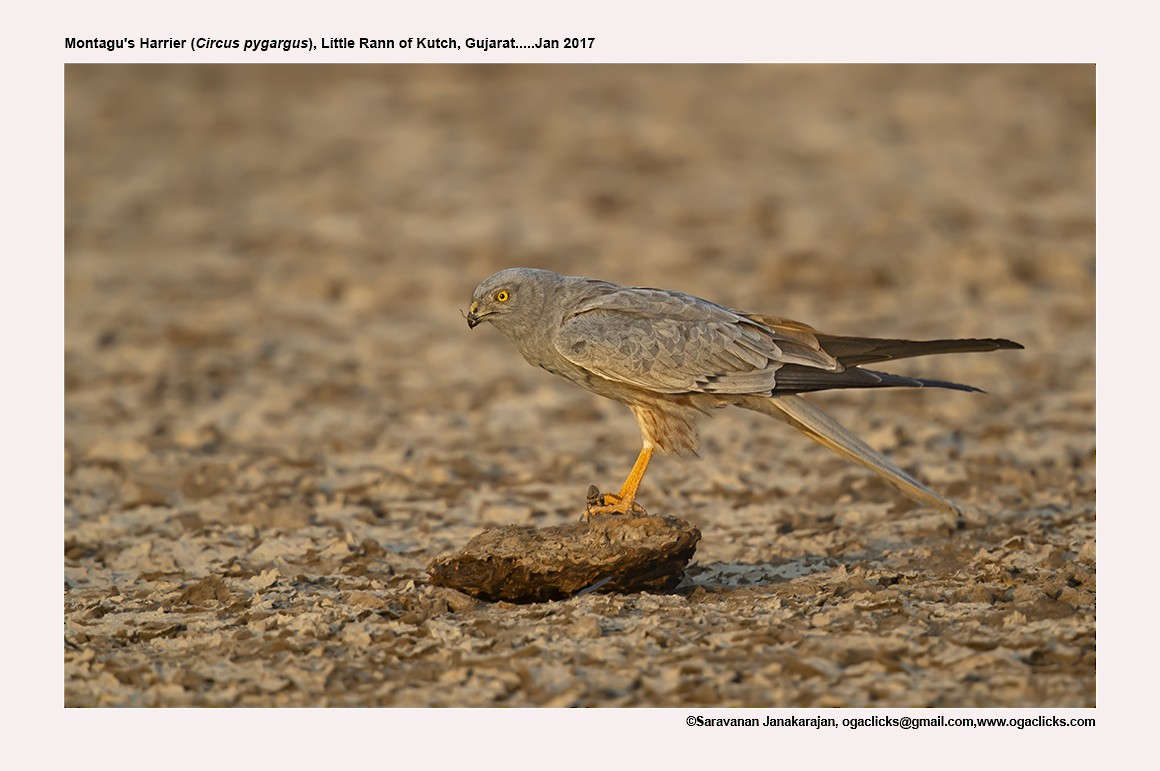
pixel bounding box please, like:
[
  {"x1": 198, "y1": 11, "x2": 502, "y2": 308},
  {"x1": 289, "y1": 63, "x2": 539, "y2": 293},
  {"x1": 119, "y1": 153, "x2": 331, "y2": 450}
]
[{"x1": 466, "y1": 301, "x2": 485, "y2": 329}]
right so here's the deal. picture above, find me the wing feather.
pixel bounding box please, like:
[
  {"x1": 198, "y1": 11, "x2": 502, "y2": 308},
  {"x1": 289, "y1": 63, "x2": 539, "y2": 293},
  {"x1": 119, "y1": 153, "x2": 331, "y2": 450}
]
[
  {"x1": 551, "y1": 285, "x2": 1019, "y2": 397},
  {"x1": 554, "y1": 288, "x2": 838, "y2": 394}
]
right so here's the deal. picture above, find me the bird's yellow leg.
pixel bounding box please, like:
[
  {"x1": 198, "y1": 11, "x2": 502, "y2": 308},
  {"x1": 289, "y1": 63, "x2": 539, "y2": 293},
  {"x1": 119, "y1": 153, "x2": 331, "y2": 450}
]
[
  {"x1": 613, "y1": 444, "x2": 653, "y2": 505},
  {"x1": 584, "y1": 444, "x2": 653, "y2": 519}
]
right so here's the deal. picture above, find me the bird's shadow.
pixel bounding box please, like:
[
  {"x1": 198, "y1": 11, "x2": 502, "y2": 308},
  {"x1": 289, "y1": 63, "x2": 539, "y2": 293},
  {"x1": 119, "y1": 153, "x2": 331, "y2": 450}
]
[
  {"x1": 681, "y1": 557, "x2": 838, "y2": 591},
  {"x1": 677, "y1": 543, "x2": 907, "y2": 592}
]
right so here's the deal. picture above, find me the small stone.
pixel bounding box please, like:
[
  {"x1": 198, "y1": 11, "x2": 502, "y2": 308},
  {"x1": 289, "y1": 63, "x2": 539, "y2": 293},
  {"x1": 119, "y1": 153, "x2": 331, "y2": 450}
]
[{"x1": 572, "y1": 615, "x2": 603, "y2": 639}]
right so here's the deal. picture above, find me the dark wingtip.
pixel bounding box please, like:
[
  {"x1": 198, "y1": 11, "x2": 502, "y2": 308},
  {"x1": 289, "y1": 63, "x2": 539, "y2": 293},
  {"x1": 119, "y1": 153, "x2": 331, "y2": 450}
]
[
  {"x1": 861, "y1": 369, "x2": 986, "y2": 393},
  {"x1": 917, "y1": 378, "x2": 986, "y2": 394}
]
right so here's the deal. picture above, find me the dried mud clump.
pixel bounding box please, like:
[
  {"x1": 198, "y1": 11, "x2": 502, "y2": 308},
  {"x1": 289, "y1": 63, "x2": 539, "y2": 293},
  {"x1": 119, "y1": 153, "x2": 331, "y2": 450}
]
[{"x1": 428, "y1": 515, "x2": 701, "y2": 602}]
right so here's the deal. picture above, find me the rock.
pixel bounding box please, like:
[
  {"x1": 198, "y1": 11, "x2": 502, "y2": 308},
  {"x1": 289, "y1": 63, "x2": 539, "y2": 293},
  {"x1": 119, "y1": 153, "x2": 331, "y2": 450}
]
[{"x1": 427, "y1": 514, "x2": 701, "y2": 603}]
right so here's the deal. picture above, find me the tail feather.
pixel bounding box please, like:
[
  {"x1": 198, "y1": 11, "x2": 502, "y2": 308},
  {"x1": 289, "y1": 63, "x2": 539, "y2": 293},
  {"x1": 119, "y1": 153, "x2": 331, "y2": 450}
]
[
  {"x1": 742, "y1": 393, "x2": 962, "y2": 517},
  {"x1": 773, "y1": 365, "x2": 984, "y2": 394},
  {"x1": 815, "y1": 335, "x2": 1023, "y2": 367}
]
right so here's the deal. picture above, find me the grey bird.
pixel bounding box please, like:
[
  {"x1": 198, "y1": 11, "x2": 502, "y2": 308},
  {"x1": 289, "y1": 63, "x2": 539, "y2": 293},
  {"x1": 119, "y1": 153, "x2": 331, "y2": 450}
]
[{"x1": 466, "y1": 267, "x2": 1021, "y2": 519}]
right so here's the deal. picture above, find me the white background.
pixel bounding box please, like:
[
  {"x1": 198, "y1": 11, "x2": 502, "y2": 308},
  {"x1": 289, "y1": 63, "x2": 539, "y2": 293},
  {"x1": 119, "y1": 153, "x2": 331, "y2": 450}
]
[{"x1": 4, "y1": 1, "x2": 1144, "y2": 767}]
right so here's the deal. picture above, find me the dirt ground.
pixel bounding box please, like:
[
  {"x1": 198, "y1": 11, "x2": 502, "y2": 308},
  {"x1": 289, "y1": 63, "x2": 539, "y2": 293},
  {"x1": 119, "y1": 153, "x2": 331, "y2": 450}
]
[{"x1": 64, "y1": 65, "x2": 1095, "y2": 707}]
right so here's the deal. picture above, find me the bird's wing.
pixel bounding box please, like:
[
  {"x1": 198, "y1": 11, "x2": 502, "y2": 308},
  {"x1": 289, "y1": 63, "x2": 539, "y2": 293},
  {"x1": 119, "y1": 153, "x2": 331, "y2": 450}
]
[
  {"x1": 741, "y1": 313, "x2": 1023, "y2": 392},
  {"x1": 742, "y1": 313, "x2": 1023, "y2": 366},
  {"x1": 553, "y1": 288, "x2": 838, "y2": 394}
]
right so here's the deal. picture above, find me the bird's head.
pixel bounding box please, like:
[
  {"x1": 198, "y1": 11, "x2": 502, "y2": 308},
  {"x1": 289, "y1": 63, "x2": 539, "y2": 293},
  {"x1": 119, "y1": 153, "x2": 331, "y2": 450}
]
[{"x1": 466, "y1": 268, "x2": 557, "y2": 331}]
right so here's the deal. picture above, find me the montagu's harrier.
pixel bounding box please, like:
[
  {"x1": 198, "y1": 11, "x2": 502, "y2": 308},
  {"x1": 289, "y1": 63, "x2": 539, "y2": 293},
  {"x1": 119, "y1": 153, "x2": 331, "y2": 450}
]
[{"x1": 466, "y1": 268, "x2": 1021, "y2": 519}]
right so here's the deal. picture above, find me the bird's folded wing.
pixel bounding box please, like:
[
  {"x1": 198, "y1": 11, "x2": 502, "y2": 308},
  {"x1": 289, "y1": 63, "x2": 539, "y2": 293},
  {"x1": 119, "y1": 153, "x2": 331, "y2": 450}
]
[
  {"x1": 742, "y1": 314, "x2": 1022, "y2": 366},
  {"x1": 555, "y1": 289, "x2": 838, "y2": 394}
]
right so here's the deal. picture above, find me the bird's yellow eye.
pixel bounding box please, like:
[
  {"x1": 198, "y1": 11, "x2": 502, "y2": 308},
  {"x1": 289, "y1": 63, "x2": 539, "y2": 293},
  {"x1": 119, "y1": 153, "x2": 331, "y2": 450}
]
[{"x1": 496, "y1": 290, "x2": 509, "y2": 302}]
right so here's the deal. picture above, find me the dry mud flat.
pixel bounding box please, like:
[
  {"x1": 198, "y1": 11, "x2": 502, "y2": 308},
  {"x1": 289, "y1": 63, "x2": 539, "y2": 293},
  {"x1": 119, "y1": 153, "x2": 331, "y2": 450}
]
[{"x1": 65, "y1": 65, "x2": 1095, "y2": 707}]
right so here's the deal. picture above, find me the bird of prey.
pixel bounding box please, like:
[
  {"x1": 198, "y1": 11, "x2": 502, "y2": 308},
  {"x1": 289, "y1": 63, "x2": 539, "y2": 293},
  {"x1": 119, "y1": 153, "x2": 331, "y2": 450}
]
[{"x1": 466, "y1": 268, "x2": 1021, "y2": 519}]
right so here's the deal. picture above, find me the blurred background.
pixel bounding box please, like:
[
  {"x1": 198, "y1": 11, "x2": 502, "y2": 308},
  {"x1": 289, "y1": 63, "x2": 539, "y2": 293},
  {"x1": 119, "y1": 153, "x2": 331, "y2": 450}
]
[{"x1": 65, "y1": 65, "x2": 1095, "y2": 706}]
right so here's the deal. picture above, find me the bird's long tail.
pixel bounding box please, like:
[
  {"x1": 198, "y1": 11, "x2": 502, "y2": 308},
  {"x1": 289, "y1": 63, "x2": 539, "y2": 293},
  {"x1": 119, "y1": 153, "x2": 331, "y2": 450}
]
[{"x1": 741, "y1": 393, "x2": 962, "y2": 516}]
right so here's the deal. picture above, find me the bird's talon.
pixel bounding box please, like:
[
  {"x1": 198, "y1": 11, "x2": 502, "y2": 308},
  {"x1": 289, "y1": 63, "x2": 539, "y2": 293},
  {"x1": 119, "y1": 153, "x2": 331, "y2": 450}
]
[
  {"x1": 582, "y1": 487, "x2": 648, "y2": 521},
  {"x1": 603, "y1": 493, "x2": 647, "y2": 514}
]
